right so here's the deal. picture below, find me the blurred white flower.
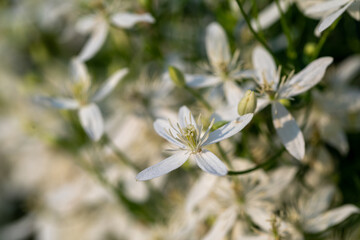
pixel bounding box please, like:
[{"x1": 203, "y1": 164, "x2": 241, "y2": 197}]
[
  {"x1": 37, "y1": 58, "x2": 128, "y2": 141},
  {"x1": 182, "y1": 22, "x2": 254, "y2": 103},
  {"x1": 252, "y1": 46, "x2": 333, "y2": 160},
  {"x1": 287, "y1": 185, "x2": 360, "y2": 234},
  {"x1": 136, "y1": 106, "x2": 253, "y2": 180},
  {"x1": 76, "y1": 11, "x2": 154, "y2": 61},
  {"x1": 188, "y1": 160, "x2": 297, "y2": 240},
  {"x1": 304, "y1": 0, "x2": 360, "y2": 36}
]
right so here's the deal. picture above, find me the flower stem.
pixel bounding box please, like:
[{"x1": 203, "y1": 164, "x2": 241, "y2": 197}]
[
  {"x1": 216, "y1": 142, "x2": 233, "y2": 168},
  {"x1": 274, "y1": 0, "x2": 297, "y2": 60},
  {"x1": 184, "y1": 85, "x2": 213, "y2": 111},
  {"x1": 102, "y1": 134, "x2": 141, "y2": 172},
  {"x1": 227, "y1": 147, "x2": 285, "y2": 175},
  {"x1": 234, "y1": 0, "x2": 278, "y2": 64},
  {"x1": 311, "y1": 17, "x2": 341, "y2": 61}
]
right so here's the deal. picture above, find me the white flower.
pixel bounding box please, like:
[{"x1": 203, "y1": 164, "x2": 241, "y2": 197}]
[
  {"x1": 250, "y1": 0, "x2": 292, "y2": 32},
  {"x1": 288, "y1": 185, "x2": 360, "y2": 233},
  {"x1": 252, "y1": 46, "x2": 333, "y2": 160},
  {"x1": 37, "y1": 58, "x2": 128, "y2": 141},
  {"x1": 136, "y1": 106, "x2": 253, "y2": 180},
  {"x1": 75, "y1": 11, "x2": 154, "y2": 61},
  {"x1": 183, "y1": 22, "x2": 253, "y2": 104},
  {"x1": 304, "y1": 0, "x2": 360, "y2": 36},
  {"x1": 190, "y1": 161, "x2": 297, "y2": 240}
]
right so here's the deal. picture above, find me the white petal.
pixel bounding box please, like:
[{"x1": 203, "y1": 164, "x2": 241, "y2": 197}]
[
  {"x1": 185, "y1": 74, "x2": 222, "y2": 88},
  {"x1": 153, "y1": 119, "x2": 186, "y2": 148},
  {"x1": 272, "y1": 102, "x2": 305, "y2": 160},
  {"x1": 203, "y1": 113, "x2": 253, "y2": 146},
  {"x1": 91, "y1": 68, "x2": 128, "y2": 102},
  {"x1": 246, "y1": 203, "x2": 273, "y2": 231},
  {"x1": 223, "y1": 81, "x2": 245, "y2": 106},
  {"x1": 347, "y1": 2, "x2": 360, "y2": 20},
  {"x1": 304, "y1": 205, "x2": 360, "y2": 233},
  {"x1": 301, "y1": 185, "x2": 335, "y2": 220},
  {"x1": 78, "y1": 18, "x2": 108, "y2": 61},
  {"x1": 203, "y1": 206, "x2": 237, "y2": 240},
  {"x1": 193, "y1": 149, "x2": 228, "y2": 176},
  {"x1": 110, "y1": 12, "x2": 155, "y2": 29},
  {"x1": 279, "y1": 57, "x2": 333, "y2": 98},
  {"x1": 75, "y1": 14, "x2": 97, "y2": 34},
  {"x1": 252, "y1": 46, "x2": 278, "y2": 88},
  {"x1": 186, "y1": 173, "x2": 217, "y2": 212},
  {"x1": 213, "y1": 104, "x2": 239, "y2": 122},
  {"x1": 178, "y1": 106, "x2": 196, "y2": 128},
  {"x1": 70, "y1": 58, "x2": 90, "y2": 86},
  {"x1": 319, "y1": 117, "x2": 349, "y2": 155},
  {"x1": 205, "y1": 22, "x2": 231, "y2": 70},
  {"x1": 331, "y1": 55, "x2": 360, "y2": 85},
  {"x1": 78, "y1": 104, "x2": 104, "y2": 141},
  {"x1": 136, "y1": 151, "x2": 190, "y2": 181},
  {"x1": 35, "y1": 96, "x2": 79, "y2": 109},
  {"x1": 315, "y1": 2, "x2": 352, "y2": 36},
  {"x1": 255, "y1": 97, "x2": 270, "y2": 113},
  {"x1": 305, "y1": 0, "x2": 350, "y2": 15},
  {"x1": 257, "y1": 166, "x2": 297, "y2": 198},
  {"x1": 250, "y1": 1, "x2": 290, "y2": 32}
]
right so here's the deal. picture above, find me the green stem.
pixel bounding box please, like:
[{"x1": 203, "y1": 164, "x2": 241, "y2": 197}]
[
  {"x1": 216, "y1": 142, "x2": 233, "y2": 168},
  {"x1": 184, "y1": 86, "x2": 213, "y2": 111},
  {"x1": 234, "y1": 0, "x2": 278, "y2": 64},
  {"x1": 274, "y1": 0, "x2": 297, "y2": 60},
  {"x1": 311, "y1": 17, "x2": 341, "y2": 61},
  {"x1": 228, "y1": 147, "x2": 285, "y2": 175},
  {"x1": 102, "y1": 134, "x2": 141, "y2": 172}
]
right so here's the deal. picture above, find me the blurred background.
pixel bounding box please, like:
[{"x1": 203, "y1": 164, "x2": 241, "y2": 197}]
[{"x1": 0, "y1": 0, "x2": 360, "y2": 239}]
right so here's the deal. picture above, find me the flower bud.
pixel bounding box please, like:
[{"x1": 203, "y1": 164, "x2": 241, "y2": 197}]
[
  {"x1": 168, "y1": 66, "x2": 186, "y2": 88},
  {"x1": 238, "y1": 90, "x2": 257, "y2": 116}
]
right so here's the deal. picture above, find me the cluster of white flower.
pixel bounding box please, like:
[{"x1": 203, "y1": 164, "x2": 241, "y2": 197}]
[{"x1": 0, "y1": 0, "x2": 360, "y2": 239}]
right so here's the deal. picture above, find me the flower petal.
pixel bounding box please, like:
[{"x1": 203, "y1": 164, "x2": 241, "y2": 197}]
[
  {"x1": 110, "y1": 12, "x2": 155, "y2": 29},
  {"x1": 304, "y1": 205, "x2": 360, "y2": 233},
  {"x1": 35, "y1": 96, "x2": 79, "y2": 109},
  {"x1": 314, "y1": 2, "x2": 352, "y2": 36},
  {"x1": 185, "y1": 173, "x2": 217, "y2": 212},
  {"x1": 301, "y1": 185, "x2": 335, "y2": 220},
  {"x1": 91, "y1": 68, "x2": 128, "y2": 102},
  {"x1": 319, "y1": 117, "x2": 349, "y2": 155},
  {"x1": 193, "y1": 149, "x2": 228, "y2": 176},
  {"x1": 255, "y1": 97, "x2": 270, "y2": 113},
  {"x1": 250, "y1": 1, "x2": 290, "y2": 32},
  {"x1": 205, "y1": 22, "x2": 231, "y2": 70},
  {"x1": 305, "y1": 0, "x2": 350, "y2": 15},
  {"x1": 75, "y1": 14, "x2": 97, "y2": 34},
  {"x1": 223, "y1": 81, "x2": 245, "y2": 106},
  {"x1": 178, "y1": 106, "x2": 196, "y2": 128},
  {"x1": 347, "y1": 1, "x2": 360, "y2": 20},
  {"x1": 185, "y1": 74, "x2": 222, "y2": 88},
  {"x1": 78, "y1": 104, "x2": 104, "y2": 141},
  {"x1": 78, "y1": 18, "x2": 108, "y2": 62},
  {"x1": 203, "y1": 113, "x2": 253, "y2": 146},
  {"x1": 203, "y1": 206, "x2": 237, "y2": 240},
  {"x1": 153, "y1": 119, "x2": 186, "y2": 148},
  {"x1": 272, "y1": 102, "x2": 305, "y2": 160},
  {"x1": 136, "y1": 151, "x2": 190, "y2": 181},
  {"x1": 70, "y1": 58, "x2": 91, "y2": 87},
  {"x1": 279, "y1": 57, "x2": 333, "y2": 98},
  {"x1": 252, "y1": 46, "x2": 279, "y2": 88}
]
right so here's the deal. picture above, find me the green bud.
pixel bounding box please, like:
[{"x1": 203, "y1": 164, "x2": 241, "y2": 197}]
[
  {"x1": 304, "y1": 42, "x2": 316, "y2": 57},
  {"x1": 168, "y1": 66, "x2": 186, "y2": 87},
  {"x1": 238, "y1": 90, "x2": 257, "y2": 116}
]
